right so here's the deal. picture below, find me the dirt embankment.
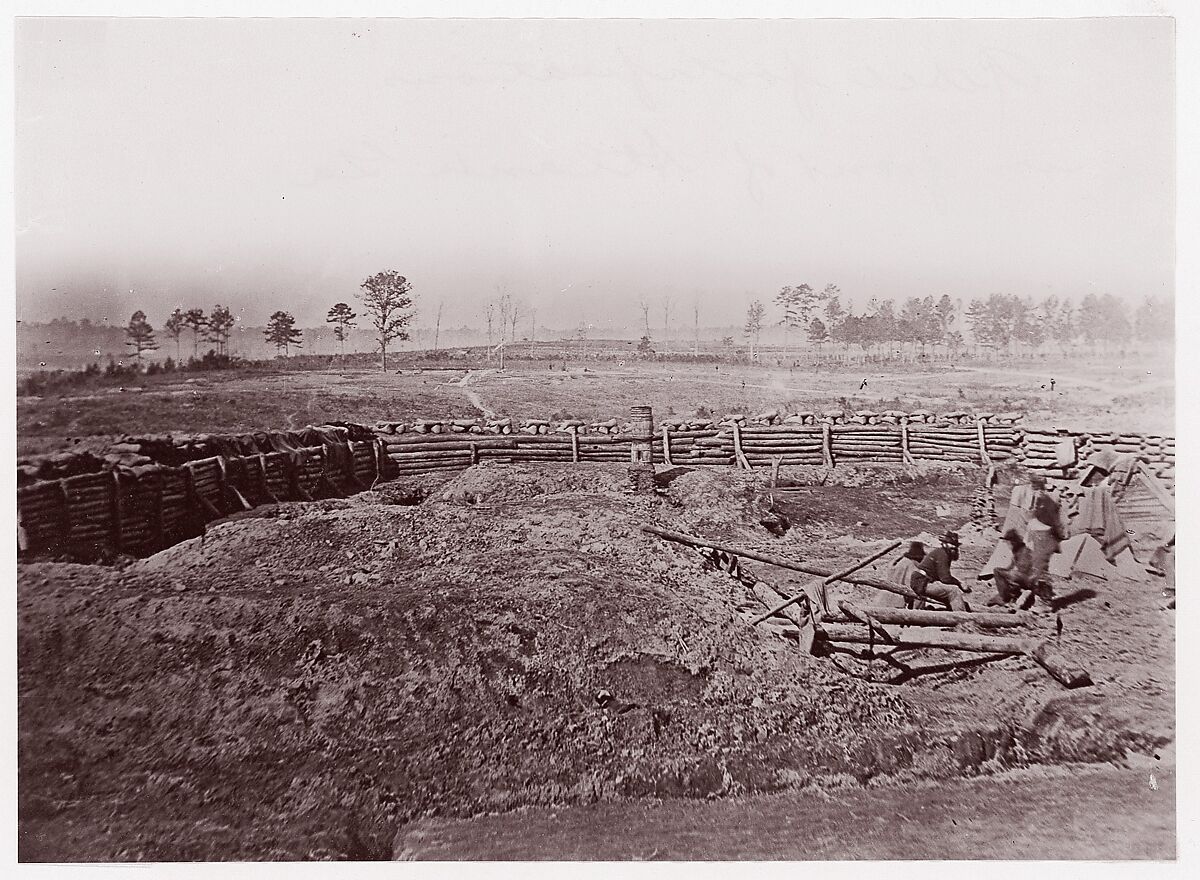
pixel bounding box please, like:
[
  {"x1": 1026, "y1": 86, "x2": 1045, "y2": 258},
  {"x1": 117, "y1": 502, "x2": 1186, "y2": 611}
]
[{"x1": 17, "y1": 463, "x2": 1174, "y2": 861}]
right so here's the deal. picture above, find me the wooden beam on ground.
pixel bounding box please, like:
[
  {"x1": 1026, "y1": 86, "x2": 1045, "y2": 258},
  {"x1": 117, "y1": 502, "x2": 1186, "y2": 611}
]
[
  {"x1": 820, "y1": 623, "x2": 1029, "y2": 655},
  {"x1": 750, "y1": 539, "x2": 902, "y2": 623},
  {"x1": 837, "y1": 601, "x2": 894, "y2": 644},
  {"x1": 748, "y1": 580, "x2": 819, "y2": 653},
  {"x1": 1028, "y1": 640, "x2": 1093, "y2": 688},
  {"x1": 821, "y1": 623, "x2": 1093, "y2": 688},
  {"x1": 828, "y1": 605, "x2": 1034, "y2": 629},
  {"x1": 643, "y1": 525, "x2": 918, "y2": 600}
]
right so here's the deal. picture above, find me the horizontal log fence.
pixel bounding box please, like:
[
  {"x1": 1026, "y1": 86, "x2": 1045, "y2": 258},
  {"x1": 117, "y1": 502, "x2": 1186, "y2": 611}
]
[{"x1": 16, "y1": 413, "x2": 1174, "y2": 561}]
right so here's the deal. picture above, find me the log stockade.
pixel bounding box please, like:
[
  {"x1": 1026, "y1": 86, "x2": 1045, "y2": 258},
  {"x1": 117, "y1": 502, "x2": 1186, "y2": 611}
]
[{"x1": 16, "y1": 410, "x2": 1175, "y2": 561}]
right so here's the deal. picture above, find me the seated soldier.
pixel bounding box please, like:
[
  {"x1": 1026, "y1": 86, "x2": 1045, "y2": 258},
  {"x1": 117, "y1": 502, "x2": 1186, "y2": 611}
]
[
  {"x1": 913, "y1": 531, "x2": 970, "y2": 612},
  {"x1": 875, "y1": 541, "x2": 926, "y2": 608},
  {"x1": 986, "y1": 529, "x2": 1035, "y2": 606}
]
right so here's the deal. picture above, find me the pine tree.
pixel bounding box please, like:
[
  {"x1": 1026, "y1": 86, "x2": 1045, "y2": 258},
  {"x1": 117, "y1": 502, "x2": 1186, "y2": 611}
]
[
  {"x1": 124, "y1": 310, "x2": 158, "y2": 362},
  {"x1": 264, "y1": 311, "x2": 303, "y2": 357},
  {"x1": 163, "y1": 308, "x2": 186, "y2": 359},
  {"x1": 183, "y1": 308, "x2": 208, "y2": 358},
  {"x1": 206, "y1": 305, "x2": 235, "y2": 356},
  {"x1": 326, "y1": 302, "x2": 357, "y2": 358}
]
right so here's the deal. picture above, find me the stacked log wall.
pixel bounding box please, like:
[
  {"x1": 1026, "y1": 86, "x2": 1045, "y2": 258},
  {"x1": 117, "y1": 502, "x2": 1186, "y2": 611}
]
[
  {"x1": 17, "y1": 436, "x2": 384, "y2": 561},
  {"x1": 15, "y1": 414, "x2": 1174, "y2": 561}
]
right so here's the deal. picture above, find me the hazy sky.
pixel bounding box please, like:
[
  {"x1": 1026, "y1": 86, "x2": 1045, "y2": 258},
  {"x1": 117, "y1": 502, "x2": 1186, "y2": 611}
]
[{"x1": 15, "y1": 16, "x2": 1174, "y2": 329}]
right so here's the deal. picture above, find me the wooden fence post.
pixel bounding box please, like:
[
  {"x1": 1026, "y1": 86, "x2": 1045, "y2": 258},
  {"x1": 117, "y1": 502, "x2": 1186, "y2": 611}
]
[
  {"x1": 977, "y1": 418, "x2": 992, "y2": 467},
  {"x1": 821, "y1": 422, "x2": 834, "y2": 468},
  {"x1": 110, "y1": 470, "x2": 123, "y2": 552},
  {"x1": 53, "y1": 479, "x2": 71, "y2": 548},
  {"x1": 731, "y1": 421, "x2": 752, "y2": 470},
  {"x1": 661, "y1": 426, "x2": 674, "y2": 466},
  {"x1": 900, "y1": 418, "x2": 915, "y2": 466},
  {"x1": 152, "y1": 468, "x2": 166, "y2": 550}
]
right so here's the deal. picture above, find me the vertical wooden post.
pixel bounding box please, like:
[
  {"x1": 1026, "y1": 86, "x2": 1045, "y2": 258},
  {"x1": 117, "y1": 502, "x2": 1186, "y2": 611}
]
[
  {"x1": 471, "y1": 441, "x2": 480, "y2": 465},
  {"x1": 110, "y1": 470, "x2": 123, "y2": 553},
  {"x1": 900, "y1": 417, "x2": 915, "y2": 466},
  {"x1": 977, "y1": 418, "x2": 992, "y2": 467},
  {"x1": 731, "y1": 421, "x2": 752, "y2": 470},
  {"x1": 661, "y1": 426, "x2": 673, "y2": 466},
  {"x1": 182, "y1": 465, "x2": 202, "y2": 533},
  {"x1": 372, "y1": 439, "x2": 385, "y2": 484},
  {"x1": 57, "y1": 479, "x2": 72, "y2": 548},
  {"x1": 216, "y1": 455, "x2": 230, "y2": 512},
  {"x1": 152, "y1": 467, "x2": 166, "y2": 550},
  {"x1": 821, "y1": 422, "x2": 834, "y2": 468},
  {"x1": 569, "y1": 428, "x2": 579, "y2": 463}
]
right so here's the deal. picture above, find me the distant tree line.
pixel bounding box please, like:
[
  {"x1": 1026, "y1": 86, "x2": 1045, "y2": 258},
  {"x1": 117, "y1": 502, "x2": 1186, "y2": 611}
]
[
  {"x1": 739, "y1": 287, "x2": 1173, "y2": 362},
  {"x1": 96, "y1": 269, "x2": 418, "y2": 372}
]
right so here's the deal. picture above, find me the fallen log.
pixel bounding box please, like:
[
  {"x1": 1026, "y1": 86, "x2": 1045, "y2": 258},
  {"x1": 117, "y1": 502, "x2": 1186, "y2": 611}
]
[
  {"x1": 642, "y1": 525, "x2": 919, "y2": 600},
  {"x1": 836, "y1": 601, "x2": 894, "y2": 644},
  {"x1": 829, "y1": 604, "x2": 1033, "y2": 629},
  {"x1": 821, "y1": 623, "x2": 1029, "y2": 654}
]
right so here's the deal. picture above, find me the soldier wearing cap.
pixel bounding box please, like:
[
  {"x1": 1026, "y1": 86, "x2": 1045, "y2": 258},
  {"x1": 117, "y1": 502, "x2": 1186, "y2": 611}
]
[{"x1": 913, "y1": 531, "x2": 970, "y2": 611}]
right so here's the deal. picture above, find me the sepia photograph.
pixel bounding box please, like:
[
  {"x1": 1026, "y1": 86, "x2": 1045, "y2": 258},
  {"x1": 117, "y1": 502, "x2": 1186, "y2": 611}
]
[{"x1": 10, "y1": 2, "x2": 1182, "y2": 865}]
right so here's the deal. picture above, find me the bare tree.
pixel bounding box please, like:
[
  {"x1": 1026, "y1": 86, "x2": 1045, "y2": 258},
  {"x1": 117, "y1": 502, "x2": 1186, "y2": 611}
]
[
  {"x1": 484, "y1": 301, "x2": 496, "y2": 357},
  {"x1": 433, "y1": 300, "x2": 444, "y2": 353},
  {"x1": 744, "y1": 300, "x2": 765, "y2": 362},
  {"x1": 497, "y1": 293, "x2": 513, "y2": 369},
  {"x1": 662, "y1": 296, "x2": 673, "y2": 355},
  {"x1": 529, "y1": 307, "x2": 536, "y2": 358},
  {"x1": 638, "y1": 296, "x2": 651, "y2": 337},
  {"x1": 508, "y1": 298, "x2": 523, "y2": 346},
  {"x1": 693, "y1": 298, "x2": 700, "y2": 357}
]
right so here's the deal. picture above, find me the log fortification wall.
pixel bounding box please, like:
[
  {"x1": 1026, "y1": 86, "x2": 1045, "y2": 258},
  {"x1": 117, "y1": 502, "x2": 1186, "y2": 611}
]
[{"x1": 16, "y1": 409, "x2": 1174, "y2": 560}]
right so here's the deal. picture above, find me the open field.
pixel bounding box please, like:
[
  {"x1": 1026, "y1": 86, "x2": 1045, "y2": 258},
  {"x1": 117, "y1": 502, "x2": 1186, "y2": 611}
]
[{"x1": 15, "y1": 351, "x2": 1174, "y2": 457}]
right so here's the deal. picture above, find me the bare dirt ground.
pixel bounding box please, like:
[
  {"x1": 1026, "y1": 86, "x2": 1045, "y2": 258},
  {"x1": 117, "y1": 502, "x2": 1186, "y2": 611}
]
[
  {"x1": 17, "y1": 463, "x2": 1175, "y2": 861},
  {"x1": 396, "y1": 762, "x2": 1175, "y2": 860},
  {"x1": 15, "y1": 351, "x2": 1173, "y2": 456}
]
